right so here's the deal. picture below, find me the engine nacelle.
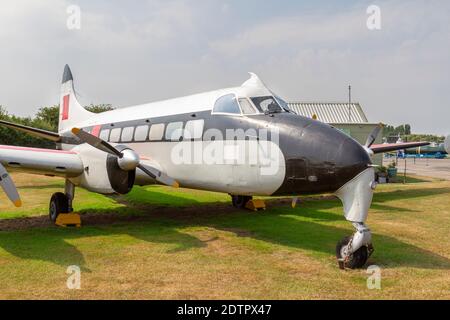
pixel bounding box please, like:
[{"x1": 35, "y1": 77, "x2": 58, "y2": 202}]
[{"x1": 69, "y1": 144, "x2": 135, "y2": 194}]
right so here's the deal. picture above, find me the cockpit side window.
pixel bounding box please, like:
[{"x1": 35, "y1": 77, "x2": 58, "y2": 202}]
[
  {"x1": 251, "y1": 96, "x2": 283, "y2": 114},
  {"x1": 212, "y1": 94, "x2": 241, "y2": 115},
  {"x1": 238, "y1": 98, "x2": 257, "y2": 115}
]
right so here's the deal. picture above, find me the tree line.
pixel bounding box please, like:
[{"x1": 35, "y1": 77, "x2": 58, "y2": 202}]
[
  {"x1": 0, "y1": 104, "x2": 114, "y2": 149},
  {"x1": 382, "y1": 123, "x2": 444, "y2": 143}
]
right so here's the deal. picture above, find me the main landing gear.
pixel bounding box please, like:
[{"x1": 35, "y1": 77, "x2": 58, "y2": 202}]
[
  {"x1": 231, "y1": 195, "x2": 253, "y2": 209},
  {"x1": 231, "y1": 195, "x2": 266, "y2": 211},
  {"x1": 336, "y1": 223, "x2": 374, "y2": 269},
  {"x1": 49, "y1": 180, "x2": 75, "y2": 222}
]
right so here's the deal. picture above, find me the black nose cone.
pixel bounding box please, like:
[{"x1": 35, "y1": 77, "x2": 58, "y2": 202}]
[
  {"x1": 335, "y1": 135, "x2": 372, "y2": 182},
  {"x1": 274, "y1": 115, "x2": 371, "y2": 195}
]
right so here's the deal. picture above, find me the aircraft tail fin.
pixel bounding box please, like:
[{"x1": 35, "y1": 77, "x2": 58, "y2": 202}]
[{"x1": 59, "y1": 65, "x2": 93, "y2": 134}]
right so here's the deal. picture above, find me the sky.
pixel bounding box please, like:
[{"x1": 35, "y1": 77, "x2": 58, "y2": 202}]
[{"x1": 0, "y1": 0, "x2": 449, "y2": 134}]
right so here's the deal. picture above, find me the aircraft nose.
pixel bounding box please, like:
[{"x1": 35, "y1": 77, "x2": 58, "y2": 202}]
[
  {"x1": 334, "y1": 135, "x2": 372, "y2": 179},
  {"x1": 276, "y1": 118, "x2": 372, "y2": 194}
]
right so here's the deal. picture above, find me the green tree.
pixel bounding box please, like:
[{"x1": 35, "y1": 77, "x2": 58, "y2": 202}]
[
  {"x1": 35, "y1": 105, "x2": 59, "y2": 132},
  {"x1": 0, "y1": 104, "x2": 115, "y2": 149},
  {"x1": 85, "y1": 104, "x2": 115, "y2": 113}
]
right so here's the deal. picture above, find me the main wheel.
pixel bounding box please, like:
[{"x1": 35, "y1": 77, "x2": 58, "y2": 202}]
[
  {"x1": 231, "y1": 195, "x2": 252, "y2": 209},
  {"x1": 49, "y1": 192, "x2": 69, "y2": 222},
  {"x1": 336, "y1": 236, "x2": 369, "y2": 269}
]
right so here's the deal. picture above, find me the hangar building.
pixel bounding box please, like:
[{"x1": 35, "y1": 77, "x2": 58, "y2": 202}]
[{"x1": 287, "y1": 102, "x2": 383, "y2": 165}]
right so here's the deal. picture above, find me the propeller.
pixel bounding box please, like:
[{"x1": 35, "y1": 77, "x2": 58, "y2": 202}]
[
  {"x1": 365, "y1": 123, "x2": 383, "y2": 148},
  {"x1": 0, "y1": 163, "x2": 22, "y2": 207},
  {"x1": 72, "y1": 128, "x2": 179, "y2": 188}
]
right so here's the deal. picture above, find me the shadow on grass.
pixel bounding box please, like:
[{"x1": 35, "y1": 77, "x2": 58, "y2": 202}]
[
  {"x1": 0, "y1": 186, "x2": 449, "y2": 270},
  {"x1": 0, "y1": 206, "x2": 208, "y2": 269},
  {"x1": 205, "y1": 208, "x2": 450, "y2": 270}
]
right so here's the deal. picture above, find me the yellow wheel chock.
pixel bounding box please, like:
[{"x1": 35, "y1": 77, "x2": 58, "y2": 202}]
[
  {"x1": 55, "y1": 213, "x2": 81, "y2": 228},
  {"x1": 245, "y1": 199, "x2": 266, "y2": 211}
]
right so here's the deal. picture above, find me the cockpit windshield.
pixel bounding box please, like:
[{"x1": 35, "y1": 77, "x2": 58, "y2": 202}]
[
  {"x1": 273, "y1": 95, "x2": 291, "y2": 112},
  {"x1": 251, "y1": 96, "x2": 284, "y2": 114}
]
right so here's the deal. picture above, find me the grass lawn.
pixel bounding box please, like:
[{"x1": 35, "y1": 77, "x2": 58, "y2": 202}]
[{"x1": 0, "y1": 173, "x2": 449, "y2": 299}]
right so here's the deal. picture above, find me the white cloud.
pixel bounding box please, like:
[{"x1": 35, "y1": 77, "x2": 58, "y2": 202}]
[
  {"x1": 207, "y1": 0, "x2": 450, "y2": 134},
  {"x1": 0, "y1": 0, "x2": 449, "y2": 134}
]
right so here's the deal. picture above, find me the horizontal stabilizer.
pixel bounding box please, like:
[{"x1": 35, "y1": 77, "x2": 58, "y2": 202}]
[{"x1": 0, "y1": 119, "x2": 61, "y2": 142}]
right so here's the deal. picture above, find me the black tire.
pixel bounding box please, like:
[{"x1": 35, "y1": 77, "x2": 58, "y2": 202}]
[
  {"x1": 49, "y1": 192, "x2": 69, "y2": 222},
  {"x1": 336, "y1": 236, "x2": 369, "y2": 269},
  {"x1": 231, "y1": 195, "x2": 252, "y2": 209}
]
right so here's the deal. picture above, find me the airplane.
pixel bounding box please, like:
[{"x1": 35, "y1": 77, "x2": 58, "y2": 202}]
[{"x1": 0, "y1": 65, "x2": 430, "y2": 269}]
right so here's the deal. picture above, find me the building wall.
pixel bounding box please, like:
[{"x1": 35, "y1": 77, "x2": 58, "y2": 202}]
[{"x1": 331, "y1": 123, "x2": 383, "y2": 166}]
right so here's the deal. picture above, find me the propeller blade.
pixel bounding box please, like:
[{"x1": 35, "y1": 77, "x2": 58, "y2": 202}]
[
  {"x1": 72, "y1": 128, "x2": 122, "y2": 157},
  {"x1": 138, "y1": 164, "x2": 179, "y2": 188},
  {"x1": 365, "y1": 123, "x2": 383, "y2": 148},
  {"x1": 0, "y1": 163, "x2": 21, "y2": 207}
]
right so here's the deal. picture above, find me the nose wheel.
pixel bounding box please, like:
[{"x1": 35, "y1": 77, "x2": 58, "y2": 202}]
[{"x1": 336, "y1": 236, "x2": 373, "y2": 269}]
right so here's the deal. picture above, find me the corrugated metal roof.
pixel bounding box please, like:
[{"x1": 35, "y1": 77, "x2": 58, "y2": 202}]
[{"x1": 287, "y1": 102, "x2": 368, "y2": 123}]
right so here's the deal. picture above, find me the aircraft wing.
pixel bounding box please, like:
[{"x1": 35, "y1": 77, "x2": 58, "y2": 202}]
[
  {"x1": 0, "y1": 145, "x2": 84, "y2": 177},
  {"x1": 370, "y1": 142, "x2": 430, "y2": 154}
]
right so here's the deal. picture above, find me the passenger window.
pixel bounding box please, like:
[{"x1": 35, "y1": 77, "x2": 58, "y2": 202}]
[
  {"x1": 166, "y1": 122, "x2": 184, "y2": 141},
  {"x1": 121, "y1": 127, "x2": 134, "y2": 142},
  {"x1": 149, "y1": 123, "x2": 165, "y2": 141},
  {"x1": 109, "y1": 128, "x2": 122, "y2": 143},
  {"x1": 99, "y1": 129, "x2": 110, "y2": 141},
  {"x1": 239, "y1": 98, "x2": 257, "y2": 114},
  {"x1": 184, "y1": 119, "x2": 204, "y2": 140},
  {"x1": 212, "y1": 94, "x2": 241, "y2": 115},
  {"x1": 134, "y1": 125, "x2": 149, "y2": 142}
]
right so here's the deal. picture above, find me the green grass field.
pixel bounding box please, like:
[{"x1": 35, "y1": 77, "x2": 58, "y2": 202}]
[{"x1": 0, "y1": 173, "x2": 449, "y2": 299}]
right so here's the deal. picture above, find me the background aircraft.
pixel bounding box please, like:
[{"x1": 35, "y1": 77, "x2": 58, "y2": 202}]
[{"x1": 0, "y1": 65, "x2": 429, "y2": 269}]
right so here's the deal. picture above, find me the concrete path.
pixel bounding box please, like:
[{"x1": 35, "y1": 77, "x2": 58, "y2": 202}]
[{"x1": 383, "y1": 157, "x2": 450, "y2": 180}]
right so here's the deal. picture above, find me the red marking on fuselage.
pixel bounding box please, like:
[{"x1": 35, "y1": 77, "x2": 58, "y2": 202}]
[
  {"x1": 91, "y1": 125, "x2": 101, "y2": 137},
  {"x1": 0, "y1": 145, "x2": 76, "y2": 154},
  {"x1": 62, "y1": 95, "x2": 70, "y2": 120}
]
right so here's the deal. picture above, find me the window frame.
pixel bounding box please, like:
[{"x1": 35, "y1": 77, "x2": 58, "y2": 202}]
[
  {"x1": 134, "y1": 125, "x2": 149, "y2": 142},
  {"x1": 211, "y1": 93, "x2": 243, "y2": 116},
  {"x1": 121, "y1": 126, "x2": 135, "y2": 143},
  {"x1": 238, "y1": 97, "x2": 259, "y2": 115},
  {"x1": 149, "y1": 123, "x2": 165, "y2": 141},
  {"x1": 109, "y1": 127, "x2": 122, "y2": 143},
  {"x1": 184, "y1": 119, "x2": 205, "y2": 140},
  {"x1": 165, "y1": 121, "x2": 184, "y2": 141},
  {"x1": 99, "y1": 128, "x2": 110, "y2": 141}
]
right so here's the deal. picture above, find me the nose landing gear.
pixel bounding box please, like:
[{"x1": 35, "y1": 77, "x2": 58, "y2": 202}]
[{"x1": 336, "y1": 223, "x2": 374, "y2": 269}]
